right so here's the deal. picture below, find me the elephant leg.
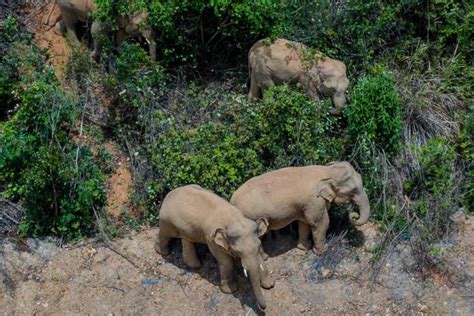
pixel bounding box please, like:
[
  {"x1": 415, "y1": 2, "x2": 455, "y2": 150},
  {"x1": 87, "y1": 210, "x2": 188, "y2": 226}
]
[
  {"x1": 90, "y1": 20, "x2": 109, "y2": 60},
  {"x1": 248, "y1": 71, "x2": 261, "y2": 101},
  {"x1": 297, "y1": 221, "x2": 312, "y2": 251},
  {"x1": 260, "y1": 80, "x2": 274, "y2": 96},
  {"x1": 208, "y1": 243, "x2": 237, "y2": 294},
  {"x1": 155, "y1": 223, "x2": 174, "y2": 256},
  {"x1": 115, "y1": 29, "x2": 128, "y2": 48},
  {"x1": 142, "y1": 28, "x2": 157, "y2": 61},
  {"x1": 309, "y1": 210, "x2": 330, "y2": 254},
  {"x1": 182, "y1": 239, "x2": 202, "y2": 268},
  {"x1": 148, "y1": 40, "x2": 157, "y2": 61},
  {"x1": 61, "y1": 12, "x2": 80, "y2": 44},
  {"x1": 53, "y1": 20, "x2": 67, "y2": 36}
]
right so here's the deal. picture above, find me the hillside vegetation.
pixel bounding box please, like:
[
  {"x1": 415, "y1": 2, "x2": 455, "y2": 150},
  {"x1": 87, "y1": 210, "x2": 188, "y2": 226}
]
[{"x1": 1, "y1": 0, "x2": 473, "y2": 272}]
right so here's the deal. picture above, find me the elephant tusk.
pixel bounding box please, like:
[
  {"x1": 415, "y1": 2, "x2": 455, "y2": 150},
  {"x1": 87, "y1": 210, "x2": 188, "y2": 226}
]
[
  {"x1": 243, "y1": 268, "x2": 248, "y2": 278},
  {"x1": 260, "y1": 264, "x2": 265, "y2": 271}
]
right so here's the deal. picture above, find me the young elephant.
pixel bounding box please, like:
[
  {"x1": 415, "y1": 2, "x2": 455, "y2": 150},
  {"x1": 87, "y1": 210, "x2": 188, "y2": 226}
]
[
  {"x1": 248, "y1": 38, "x2": 349, "y2": 113},
  {"x1": 230, "y1": 162, "x2": 370, "y2": 256},
  {"x1": 155, "y1": 185, "x2": 274, "y2": 310},
  {"x1": 54, "y1": 0, "x2": 156, "y2": 60}
]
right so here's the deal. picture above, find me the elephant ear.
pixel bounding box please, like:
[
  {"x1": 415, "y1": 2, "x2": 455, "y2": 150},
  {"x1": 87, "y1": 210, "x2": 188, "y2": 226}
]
[
  {"x1": 212, "y1": 228, "x2": 230, "y2": 251},
  {"x1": 256, "y1": 217, "x2": 269, "y2": 237},
  {"x1": 131, "y1": 11, "x2": 149, "y2": 26},
  {"x1": 318, "y1": 179, "x2": 336, "y2": 202}
]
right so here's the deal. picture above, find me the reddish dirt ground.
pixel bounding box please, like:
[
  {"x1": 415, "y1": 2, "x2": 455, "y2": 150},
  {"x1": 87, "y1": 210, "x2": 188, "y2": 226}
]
[{"x1": 28, "y1": 2, "x2": 69, "y2": 78}]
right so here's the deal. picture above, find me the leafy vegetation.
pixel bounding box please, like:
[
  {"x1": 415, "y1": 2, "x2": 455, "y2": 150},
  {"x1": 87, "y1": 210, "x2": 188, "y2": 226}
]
[
  {"x1": 1, "y1": 0, "x2": 473, "y2": 259},
  {"x1": 346, "y1": 66, "x2": 402, "y2": 157},
  {"x1": 0, "y1": 17, "x2": 106, "y2": 240}
]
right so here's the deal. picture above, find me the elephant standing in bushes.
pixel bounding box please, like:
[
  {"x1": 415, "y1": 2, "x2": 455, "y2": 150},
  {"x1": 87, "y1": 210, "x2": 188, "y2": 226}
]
[
  {"x1": 248, "y1": 38, "x2": 349, "y2": 113},
  {"x1": 155, "y1": 185, "x2": 274, "y2": 311},
  {"x1": 230, "y1": 162, "x2": 370, "y2": 256},
  {"x1": 54, "y1": 0, "x2": 157, "y2": 60}
]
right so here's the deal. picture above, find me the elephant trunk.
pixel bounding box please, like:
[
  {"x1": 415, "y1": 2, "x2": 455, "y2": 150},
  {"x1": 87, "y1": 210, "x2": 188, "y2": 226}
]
[
  {"x1": 242, "y1": 258, "x2": 266, "y2": 310},
  {"x1": 332, "y1": 93, "x2": 346, "y2": 113},
  {"x1": 350, "y1": 191, "x2": 370, "y2": 226}
]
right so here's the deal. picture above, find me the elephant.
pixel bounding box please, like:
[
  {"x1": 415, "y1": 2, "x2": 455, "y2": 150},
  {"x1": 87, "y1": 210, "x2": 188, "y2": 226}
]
[
  {"x1": 248, "y1": 38, "x2": 349, "y2": 113},
  {"x1": 54, "y1": 0, "x2": 157, "y2": 60},
  {"x1": 230, "y1": 162, "x2": 370, "y2": 256},
  {"x1": 155, "y1": 184, "x2": 274, "y2": 310}
]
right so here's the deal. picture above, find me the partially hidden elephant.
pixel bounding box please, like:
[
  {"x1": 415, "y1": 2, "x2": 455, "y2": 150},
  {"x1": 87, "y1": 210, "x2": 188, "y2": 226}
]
[
  {"x1": 248, "y1": 38, "x2": 349, "y2": 113},
  {"x1": 155, "y1": 185, "x2": 274, "y2": 310},
  {"x1": 230, "y1": 162, "x2": 370, "y2": 256},
  {"x1": 54, "y1": 0, "x2": 156, "y2": 60}
]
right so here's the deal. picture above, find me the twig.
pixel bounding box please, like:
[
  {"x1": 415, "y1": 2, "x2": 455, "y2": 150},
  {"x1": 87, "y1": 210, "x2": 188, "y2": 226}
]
[
  {"x1": 75, "y1": 88, "x2": 88, "y2": 173},
  {"x1": 92, "y1": 206, "x2": 141, "y2": 270}
]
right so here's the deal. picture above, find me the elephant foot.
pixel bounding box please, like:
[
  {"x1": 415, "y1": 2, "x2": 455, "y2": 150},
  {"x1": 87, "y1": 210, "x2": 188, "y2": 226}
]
[
  {"x1": 90, "y1": 51, "x2": 100, "y2": 62},
  {"x1": 297, "y1": 239, "x2": 312, "y2": 251},
  {"x1": 53, "y1": 22, "x2": 66, "y2": 36},
  {"x1": 312, "y1": 244, "x2": 328, "y2": 255},
  {"x1": 260, "y1": 275, "x2": 275, "y2": 289},
  {"x1": 154, "y1": 243, "x2": 170, "y2": 256},
  {"x1": 220, "y1": 280, "x2": 238, "y2": 294},
  {"x1": 183, "y1": 256, "x2": 202, "y2": 269}
]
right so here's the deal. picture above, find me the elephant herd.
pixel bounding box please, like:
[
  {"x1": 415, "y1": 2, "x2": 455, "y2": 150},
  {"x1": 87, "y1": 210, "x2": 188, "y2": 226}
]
[
  {"x1": 156, "y1": 162, "x2": 370, "y2": 310},
  {"x1": 54, "y1": 0, "x2": 363, "y2": 311},
  {"x1": 54, "y1": 0, "x2": 350, "y2": 113}
]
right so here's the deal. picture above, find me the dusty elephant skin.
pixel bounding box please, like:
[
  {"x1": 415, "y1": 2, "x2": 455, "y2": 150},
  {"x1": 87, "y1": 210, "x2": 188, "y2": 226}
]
[
  {"x1": 54, "y1": 0, "x2": 157, "y2": 60},
  {"x1": 154, "y1": 184, "x2": 274, "y2": 310},
  {"x1": 248, "y1": 38, "x2": 349, "y2": 113},
  {"x1": 231, "y1": 162, "x2": 370, "y2": 256}
]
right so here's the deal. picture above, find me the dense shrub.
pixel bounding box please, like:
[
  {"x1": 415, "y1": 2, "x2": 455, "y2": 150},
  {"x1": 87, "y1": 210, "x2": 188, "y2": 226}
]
[
  {"x1": 254, "y1": 85, "x2": 344, "y2": 168},
  {"x1": 274, "y1": 0, "x2": 473, "y2": 72},
  {"x1": 0, "y1": 18, "x2": 106, "y2": 239},
  {"x1": 403, "y1": 138, "x2": 460, "y2": 238},
  {"x1": 461, "y1": 105, "x2": 474, "y2": 212},
  {"x1": 124, "y1": 83, "x2": 344, "y2": 209},
  {"x1": 94, "y1": 0, "x2": 282, "y2": 66},
  {"x1": 345, "y1": 66, "x2": 402, "y2": 157}
]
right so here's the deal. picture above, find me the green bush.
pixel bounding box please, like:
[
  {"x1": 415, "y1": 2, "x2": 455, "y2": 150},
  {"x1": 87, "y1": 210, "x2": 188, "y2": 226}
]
[
  {"x1": 148, "y1": 119, "x2": 264, "y2": 200},
  {"x1": 254, "y1": 85, "x2": 344, "y2": 168},
  {"x1": 461, "y1": 105, "x2": 474, "y2": 212},
  {"x1": 273, "y1": 0, "x2": 473, "y2": 72},
  {"x1": 0, "y1": 19, "x2": 106, "y2": 239},
  {"x1": 94, "y1": 0, "x2": 281, "y2": 66},
  {"x1": 403, "y1": 138, "x2": 459, "y2": 238},
  {"x1": 345, "y1": 66, "x2": 402, "y2": 157},
  {"x1": 133, "y1": 84, "x2": 344, "y2": 210}
]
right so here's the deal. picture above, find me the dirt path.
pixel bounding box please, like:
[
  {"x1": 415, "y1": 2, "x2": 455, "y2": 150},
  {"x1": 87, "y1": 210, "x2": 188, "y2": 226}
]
[
  {"x1": 1, "y1": 217, "x2": 473, "y2": 315},
  {"x1": 27, "y1": 2, "x2": 69, "y2": 79}
]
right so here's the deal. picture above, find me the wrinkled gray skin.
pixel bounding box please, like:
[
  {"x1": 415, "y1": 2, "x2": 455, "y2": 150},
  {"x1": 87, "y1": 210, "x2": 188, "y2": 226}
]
[
  {"x1": 248, "y1": 38, "x2": 349, "y2": 113},
  {"x1": 155, "y1": 185, "x2": 274, "y2": 311},
  {"x1": 231, "y1": 162, "x2": 370, "y2": 257},
  {"x1": 54, "y1": 0, "x2": 156, "y2": 61}
]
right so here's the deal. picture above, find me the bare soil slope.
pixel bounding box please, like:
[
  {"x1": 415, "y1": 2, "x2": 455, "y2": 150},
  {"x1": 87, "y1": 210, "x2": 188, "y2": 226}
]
[{"x1": 1, "y1": 217, "x2": 473, "y2": 315}]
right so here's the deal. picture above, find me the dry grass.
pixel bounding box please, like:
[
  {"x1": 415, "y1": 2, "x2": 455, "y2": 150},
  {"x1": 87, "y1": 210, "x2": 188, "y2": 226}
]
[{"x1": 395, "y1": 64, "x2": 465, "y2": 178}]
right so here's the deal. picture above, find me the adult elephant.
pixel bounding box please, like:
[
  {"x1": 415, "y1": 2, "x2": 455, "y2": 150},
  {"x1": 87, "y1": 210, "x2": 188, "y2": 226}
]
[
  {"x1": 155, "y1": 185, "x2": 274, "y2": 311},
  {"x1": 248, "y1": 38, "x2": 349, "y2": 113},
  {"x1": 230, "y1": 162, "x2": 370, "y2": 256},
  {"x1": 54, "y1": 0, "x2": 157, "y2": 60}
]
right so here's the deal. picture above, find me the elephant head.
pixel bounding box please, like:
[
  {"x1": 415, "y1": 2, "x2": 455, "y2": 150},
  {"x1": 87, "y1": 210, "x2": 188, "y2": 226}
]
[
  {"x1": 212, "y1": 217, "x2": 269, "y2": 310},
  {"x1": 308, "y1": 57, "x2": 349, "y2": 113},
  {"x1": 318, "y1": 162, "x2": 370, "y2": 225},
  {"x1": 118, "y1": 11, "x2": 157, "y2": 61}
]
